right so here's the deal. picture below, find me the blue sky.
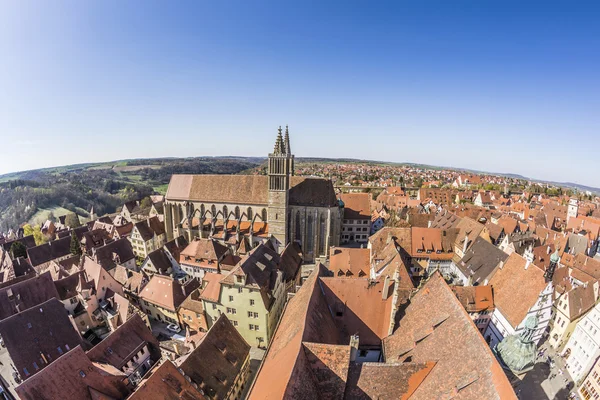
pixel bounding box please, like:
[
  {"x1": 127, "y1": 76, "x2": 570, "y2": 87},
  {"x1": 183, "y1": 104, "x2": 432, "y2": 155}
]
[{"x1": 0, "y1": 1, "x2": 599, "y2": 186}]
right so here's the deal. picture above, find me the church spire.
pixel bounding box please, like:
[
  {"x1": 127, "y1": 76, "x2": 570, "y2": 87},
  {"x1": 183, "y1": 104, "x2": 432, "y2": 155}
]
[
  {"x1": 284, "y1": 125, "x2": 291, "y2": 155},
  {"x1": 273, "y1": 126, "x2": 284, "y2": 154}
]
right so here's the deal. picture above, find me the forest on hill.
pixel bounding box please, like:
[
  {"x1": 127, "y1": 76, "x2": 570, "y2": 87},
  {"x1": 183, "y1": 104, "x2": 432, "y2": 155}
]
[{"x1": 0, "y1": 157, "x2": 260, "y2": 232}]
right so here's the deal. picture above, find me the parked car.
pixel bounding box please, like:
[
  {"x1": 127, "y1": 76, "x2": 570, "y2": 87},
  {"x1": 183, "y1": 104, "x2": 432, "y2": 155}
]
[{"x1": 166, "y1": 323, "x2": 181, "y2": 333}]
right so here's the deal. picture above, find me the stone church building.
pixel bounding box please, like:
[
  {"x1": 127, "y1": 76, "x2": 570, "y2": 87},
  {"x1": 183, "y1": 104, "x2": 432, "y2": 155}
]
[{"x1": 164, "y1": 126, "x2": 341, "y2": 262}]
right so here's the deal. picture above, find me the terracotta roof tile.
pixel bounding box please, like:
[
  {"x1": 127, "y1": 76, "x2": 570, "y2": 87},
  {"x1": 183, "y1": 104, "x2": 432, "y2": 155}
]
[{"x1": 488, "y1": 253, "x2": 548, "y2": 329}]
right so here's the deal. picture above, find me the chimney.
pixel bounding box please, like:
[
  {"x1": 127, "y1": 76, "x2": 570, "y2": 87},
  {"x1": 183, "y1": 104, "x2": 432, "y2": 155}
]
[
  {"x1": 382, "y1": 276, "x2": 390, "y2": 300},
  {"x1": 498, "y1": 260, "x2": 504, "y2": 270},
  {"x1": 349, "y1": 334, "x2": 359, "y2": 362}
]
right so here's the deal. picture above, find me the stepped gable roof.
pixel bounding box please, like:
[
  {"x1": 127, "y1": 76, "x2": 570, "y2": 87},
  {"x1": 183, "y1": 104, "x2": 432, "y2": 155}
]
[
  {"x1": 175, "y1": 315, "x2": 250, "y2": 400},
  {"x1": 15, "y1": 346, "x2": 130, "y2": 400},
  {"x1": 457, "y1": 237, "x2": 508, "y2": 285},
  {"x1": 340, "y1": 193, "x2": 372, "y2": 219},
  {"x1": 27, "y1": 235, "x2": 72, "y2": 268},
  {"x1": 344, "y1": 361, "x2": 436, "y2": 400},
  {"x1": 488, "y1": 253, "x2": 547, "y2": 329},
  {"x1": 249, "y1": 265, "x2": 341, "y2": 400},
  {"x1": 87, "y1": 314, "x2": 160, "y2": 370},
  {"x1": 92, "y1": 238, "x2": 135, "y2": 269},
  {"x1": 450, "y1": 285, "x2": 495, "y2": 313},
  {"x1": 166, "y1": 174, "x2": 337, "y2": 207},
  {"x1": 320, "y1": 277, "x2": 395, "y2": 347},
  {"x1": 329, "y1": 247, "x2": 370, "y2": 277},
  {"x1": 0, "y1": 298, "x2": 85, "y2": 380},
  {"x1": 128, "y1": 359, "x2": 206, "y2": 400},
  {"x1": 383, "y1": 272, "x2": 516, "y2": 400},
  {"x1": 0, "y1": 271, "x2": 59, "y2": 320}
]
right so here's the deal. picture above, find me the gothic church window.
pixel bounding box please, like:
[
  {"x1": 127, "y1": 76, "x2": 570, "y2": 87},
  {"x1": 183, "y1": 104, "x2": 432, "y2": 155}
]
[
  {"x1": 247, "y1": 207, "x2": 253, "y2": 221},
  {"x1": 295, "y1": 212, "x2": 301, "y2": 243},
  {"x1": 235, "y1": 206, "x2": 240, "y2": 219},
  {"x1": 262, "y1": 209, "x2": 268, "y2": 222},
  {"x1": 307, "y1": 215, "x2": 314, "y2": 254}
]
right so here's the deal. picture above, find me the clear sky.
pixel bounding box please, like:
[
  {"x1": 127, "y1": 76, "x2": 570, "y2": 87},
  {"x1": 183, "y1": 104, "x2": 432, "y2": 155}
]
[{"x1": 1, "y1": 1, "x2": 599, "y2": 186}]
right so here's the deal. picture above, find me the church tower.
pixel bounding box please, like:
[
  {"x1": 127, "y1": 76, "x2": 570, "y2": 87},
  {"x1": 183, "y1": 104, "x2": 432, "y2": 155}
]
[{"x1": 267, "y1": 125, "x2": 294, "y2": 249}]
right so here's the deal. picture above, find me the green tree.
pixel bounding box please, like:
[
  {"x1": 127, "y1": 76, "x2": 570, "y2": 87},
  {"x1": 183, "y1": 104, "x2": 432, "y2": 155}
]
[
  {"x1": 22, "y1": 224, "x2": 34, "y2": 237},
  {"x1": 70, "y1": 233, "x2": 82, "y2": 256},
  {"x1": 10, "y1": 241, "x2": 27, "y2": 259},
  {"x1": 32, "y1": 225, "x2": 47, "y2": 246},
  {"x1": 64, "y1": 213, "x2": 81, "y2": 228},
  {"x1": 140, "y1": 196, "x2": 153, "y2": 209}
]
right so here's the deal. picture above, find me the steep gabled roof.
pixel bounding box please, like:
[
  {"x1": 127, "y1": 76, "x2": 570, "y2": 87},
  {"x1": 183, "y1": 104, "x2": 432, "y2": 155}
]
[
  {"x1": 166, "y1": 175, "x2": 337, "y2": 208},
  {"x1": 457, "y1": 237, "x2": 508, "y2": 285},
  {"x1": 329, "y1": 247, "x2": 370, "y2": 277},
  {"x1": 27, "y1": 236, "x2": 72, "y2": 268},
  {"x1": 87, "y1": 314, "x2": 160, "y2": 370},
  {"x1": 128, "y1": 359, "x2": 206, "y2": 400},
  {"x1": 15, "y1": 346, "x2": 130, "y2": 400},
  {"x1": 141, "y1": 275, "x2": 199, "y2": 311},
  {"x1": 0, "y1": 298, "x2": 85, "y2": 380},
  {"x1": 488, "y1": 253, "x2": 548, "y2": 329},
  {"x1": 249, "y1": 265, "x2": 340, "y2": 400},
  {"x1": 0, "y1": 271, "x2": 59, "y2": 320},
  {"x1": 383, "y1": 273, "x2": 516, "y2": 400},
  {"x1": 175, "y1": 315, "x2": 250, "y2": 400}
]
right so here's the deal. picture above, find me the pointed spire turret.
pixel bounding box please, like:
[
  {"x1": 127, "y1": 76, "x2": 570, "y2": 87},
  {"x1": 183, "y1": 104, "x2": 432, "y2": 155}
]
[
  {"x1": 273, "y1": 126, "x2": 284, "y2": 154},
  {"x1": 284, "y1": 125, "x2": 291, "y2": 155}
]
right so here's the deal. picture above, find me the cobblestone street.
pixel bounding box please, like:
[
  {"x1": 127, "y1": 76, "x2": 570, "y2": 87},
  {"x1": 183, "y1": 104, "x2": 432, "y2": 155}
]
[{"x1": 516, "y1": 339, "x2": 577, "y2": 400}]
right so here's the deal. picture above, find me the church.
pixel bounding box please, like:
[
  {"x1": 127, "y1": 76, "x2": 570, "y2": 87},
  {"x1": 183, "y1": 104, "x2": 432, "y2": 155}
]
[{"x1": 163, "y1": 126, "x2": 342, "y2": 263}]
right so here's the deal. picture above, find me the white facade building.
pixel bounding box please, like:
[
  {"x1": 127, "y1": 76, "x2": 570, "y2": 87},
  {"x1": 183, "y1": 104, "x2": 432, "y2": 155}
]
[{"x1": 563, "y1": 303, "x2": 600, "y2": 384}]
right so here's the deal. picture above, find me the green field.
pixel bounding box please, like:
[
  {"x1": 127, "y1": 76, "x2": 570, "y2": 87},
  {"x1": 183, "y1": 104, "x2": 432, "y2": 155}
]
[
  {"x1": 153, "y1": 184, "x2": 169, "y2": 195},
  {"x1": 28, "y1": 207, "x2": 72, "y2": 226}
]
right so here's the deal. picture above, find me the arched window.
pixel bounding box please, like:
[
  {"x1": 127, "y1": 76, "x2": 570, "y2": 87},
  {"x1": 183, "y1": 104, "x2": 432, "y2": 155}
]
[
  {"x1": 262, "y1": 209, "x2": 268, "y2": 222},
  {"x1": 295, "y1": 212, "x2": 301, "y2": 243},
  {"x1": 287, "y1": 211, "x2": 292, "y2": 241},
  {"x1": 306, "y1": 215, "x2": 314, "y2": 254},
  {"x1": 235, "y1": 206, "x2": 240, "y2": 219},
  {"x1": 247, "y1": 207, "x2": 253, "y2": 221},
  {"x1": 211, "y1": 205, "x2": 216, "y2": 217},
  {"x1": 319, "y1": 215, "x2": 327, "y2": 255},
  {"x1": 200, "y1": 204, "x2": 205, "y2": 216},
  {"x1": 223, "y1": 205, "x2": 228, "y2": 219}
]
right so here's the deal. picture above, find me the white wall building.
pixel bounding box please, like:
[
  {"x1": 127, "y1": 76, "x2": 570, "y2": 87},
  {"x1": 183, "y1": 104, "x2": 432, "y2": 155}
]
[{"x1": 563, "y1": 303, "x2": 600, "y2": 384}]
